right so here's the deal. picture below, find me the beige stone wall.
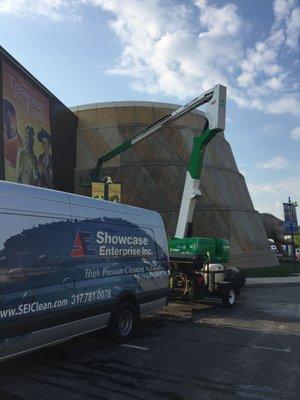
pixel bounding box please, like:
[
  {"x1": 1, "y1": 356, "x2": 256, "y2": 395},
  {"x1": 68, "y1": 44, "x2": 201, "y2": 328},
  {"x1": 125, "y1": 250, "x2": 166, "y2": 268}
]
[{"x1": 72, "y1": 102, "x2": 278, "y2": 268}]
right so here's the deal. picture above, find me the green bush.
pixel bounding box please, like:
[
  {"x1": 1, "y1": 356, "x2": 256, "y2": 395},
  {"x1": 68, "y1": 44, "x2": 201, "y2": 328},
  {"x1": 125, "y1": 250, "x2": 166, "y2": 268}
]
[{"x1": 243, "y1": 262, "x2": 300, "y2": 278}]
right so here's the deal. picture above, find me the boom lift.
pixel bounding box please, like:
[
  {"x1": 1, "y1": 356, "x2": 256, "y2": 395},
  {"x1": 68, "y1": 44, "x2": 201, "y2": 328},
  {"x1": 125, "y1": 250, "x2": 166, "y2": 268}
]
[{"x1": 90, "y1": 84, "x2": 245, "y2": 306}]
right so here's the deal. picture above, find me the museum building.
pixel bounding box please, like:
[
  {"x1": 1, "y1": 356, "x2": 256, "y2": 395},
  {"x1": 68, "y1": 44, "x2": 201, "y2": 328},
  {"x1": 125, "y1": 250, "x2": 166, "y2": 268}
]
[{"x1": 0, "y1": 47, "x2": 278, "y2": 268}]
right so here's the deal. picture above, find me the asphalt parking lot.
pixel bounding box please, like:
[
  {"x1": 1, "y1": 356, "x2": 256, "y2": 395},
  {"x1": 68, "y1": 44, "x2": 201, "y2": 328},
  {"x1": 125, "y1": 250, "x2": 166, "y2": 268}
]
[{"x1": 0, "y1": 285, "x2": 300, "y2": 400}]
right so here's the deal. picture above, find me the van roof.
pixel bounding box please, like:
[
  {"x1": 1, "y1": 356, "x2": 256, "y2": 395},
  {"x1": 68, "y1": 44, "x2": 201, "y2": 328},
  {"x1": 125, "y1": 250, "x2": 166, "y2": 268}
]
[
  {"x1": 0, "y1": 180, "x2": 162, "y2": 222},
  {"x1": 0, "y1": 180, "x2": 69, "y2": 202}
]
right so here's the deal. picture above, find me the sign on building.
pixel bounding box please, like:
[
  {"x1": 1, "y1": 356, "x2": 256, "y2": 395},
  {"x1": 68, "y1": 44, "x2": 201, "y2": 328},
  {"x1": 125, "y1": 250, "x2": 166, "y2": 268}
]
[
  {"x1": 91, "y1": 182, "x2": 105, "y2": 200},
  {"x1": 91, "y1": 182, "x2": 121, "y2": 202},
  {"x1": 2, "y1": 60, "x2": 53, "y2": 188},
  {"x1": 108, "y1": 183, "x2": 121, "y2": 203}
]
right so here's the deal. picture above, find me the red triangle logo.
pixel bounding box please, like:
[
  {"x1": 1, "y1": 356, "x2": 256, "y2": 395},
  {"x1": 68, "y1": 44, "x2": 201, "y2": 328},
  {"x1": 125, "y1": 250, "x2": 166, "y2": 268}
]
[{"x1": 71, "y1": 232, "x2": 85, "y2": 257}]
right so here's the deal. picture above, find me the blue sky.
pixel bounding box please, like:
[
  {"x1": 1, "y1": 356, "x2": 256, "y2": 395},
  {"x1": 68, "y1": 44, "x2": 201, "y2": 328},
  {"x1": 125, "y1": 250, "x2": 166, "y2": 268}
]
[{"x1": 0, "y1": 0, "x2": 299, "y2": 219}]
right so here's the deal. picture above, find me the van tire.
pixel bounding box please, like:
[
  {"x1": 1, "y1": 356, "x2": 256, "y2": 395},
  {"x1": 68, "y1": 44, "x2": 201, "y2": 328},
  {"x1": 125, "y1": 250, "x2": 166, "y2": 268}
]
[{"x1": 106, "y1": 300, "x2": 139, "y2": 343}]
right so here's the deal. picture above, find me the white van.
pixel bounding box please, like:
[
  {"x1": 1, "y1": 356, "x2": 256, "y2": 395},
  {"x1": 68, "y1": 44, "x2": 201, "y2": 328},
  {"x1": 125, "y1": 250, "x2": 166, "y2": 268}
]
[{"x1": 0, "y1": 181, "x2": 169, "y2": 361}]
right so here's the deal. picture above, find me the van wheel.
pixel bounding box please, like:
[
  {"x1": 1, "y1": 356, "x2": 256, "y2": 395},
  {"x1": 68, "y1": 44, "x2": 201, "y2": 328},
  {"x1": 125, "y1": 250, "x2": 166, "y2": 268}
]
[
  {"x1": 222, "y1": 288, "x2": 236, "y2": 308},
  {"x1": 107, "y1": 300, "x2": 139, "y2": 343}
]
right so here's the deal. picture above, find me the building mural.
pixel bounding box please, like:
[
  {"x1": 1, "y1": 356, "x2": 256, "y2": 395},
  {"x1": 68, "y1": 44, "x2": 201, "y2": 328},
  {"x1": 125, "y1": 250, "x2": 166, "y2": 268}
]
[{"x1": 2, "y1": 60, "x2": 53, "y2": 188}]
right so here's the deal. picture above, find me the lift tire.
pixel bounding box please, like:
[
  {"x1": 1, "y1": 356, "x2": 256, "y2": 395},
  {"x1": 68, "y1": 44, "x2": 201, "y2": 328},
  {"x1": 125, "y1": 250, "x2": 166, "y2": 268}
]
[
  {"x1": 225, "y1": 267, "x2": 245, "y2": 289},
  {"x1": 106, "y1": 300, "x2": 139, "y2": 343},
  {"x1": 239, "y1": 269, "x2": 246, "y2": 288},
  {"x1": 222, "y1": 288, "x2": 237, "y2": 308}
]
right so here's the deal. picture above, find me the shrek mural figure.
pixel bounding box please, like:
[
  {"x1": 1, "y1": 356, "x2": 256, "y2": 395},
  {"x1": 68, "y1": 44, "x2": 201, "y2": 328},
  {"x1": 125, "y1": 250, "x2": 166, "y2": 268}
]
[
  {"x1": 37, "y1": 128, "x2": 53, "y2": 188},
  {"x1": 17, "y1": 125, "x2": 39, "y2": 185}
]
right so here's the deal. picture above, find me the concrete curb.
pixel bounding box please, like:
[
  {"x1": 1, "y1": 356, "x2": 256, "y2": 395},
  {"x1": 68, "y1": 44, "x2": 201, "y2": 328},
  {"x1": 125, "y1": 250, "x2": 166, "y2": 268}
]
[
  {"x1": 246, "y1": 281, "x2": 300, "y2": 287},
  {"x1": 246, "y1": 275, "x2": 300, "y2": 287}
]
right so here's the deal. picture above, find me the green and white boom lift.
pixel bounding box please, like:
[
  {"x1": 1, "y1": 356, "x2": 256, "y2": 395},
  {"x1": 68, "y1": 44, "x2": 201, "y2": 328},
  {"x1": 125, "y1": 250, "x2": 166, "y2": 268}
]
[
  {"x1": 91, "y1": 84, "x2": 226, "y2": 230},
  {"x1": 174, "y1": 84, "x2": 226, "y2": 239},
  {"x1": 90, "y1": 84, "x2": 227, "y2": 261}
]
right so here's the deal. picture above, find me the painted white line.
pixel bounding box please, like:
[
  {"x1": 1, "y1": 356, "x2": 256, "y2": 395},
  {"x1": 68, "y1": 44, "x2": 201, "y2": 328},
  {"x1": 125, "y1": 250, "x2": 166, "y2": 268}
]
[
  {"x1": 252, "y1": 345, "x2": 291, "y2": 353},
  {"x1": 81, "y1": 337, "x2": 149, "y2": 351},
  {"x1": 120, "y1": 344, "x2": 149, "y2": 351}
]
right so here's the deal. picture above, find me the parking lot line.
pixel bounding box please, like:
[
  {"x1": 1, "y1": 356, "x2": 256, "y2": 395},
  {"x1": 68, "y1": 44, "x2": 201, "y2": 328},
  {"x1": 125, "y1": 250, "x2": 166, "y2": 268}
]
[
  {"x1": 120, "y1": 344, "x2": 149, "y2": 351},
  {"x1": 252, "y1": 345, "x2": 292, "y2": 353}
]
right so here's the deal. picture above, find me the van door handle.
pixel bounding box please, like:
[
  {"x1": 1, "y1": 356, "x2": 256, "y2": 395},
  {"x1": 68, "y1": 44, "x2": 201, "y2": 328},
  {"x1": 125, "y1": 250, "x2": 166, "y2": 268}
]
[
  {"x1": 63, "y1": 277, "x2": 73, "y2": 288},
  {"x1": 23, "y1": 291, "x2": 35, "y2": 302}
]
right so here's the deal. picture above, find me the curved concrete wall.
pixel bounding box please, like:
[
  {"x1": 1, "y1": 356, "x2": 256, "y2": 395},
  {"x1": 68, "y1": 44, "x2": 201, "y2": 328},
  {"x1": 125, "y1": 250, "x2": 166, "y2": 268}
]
[{"x1": 71, "y1": 101, "x2": 278, "y2": 268}]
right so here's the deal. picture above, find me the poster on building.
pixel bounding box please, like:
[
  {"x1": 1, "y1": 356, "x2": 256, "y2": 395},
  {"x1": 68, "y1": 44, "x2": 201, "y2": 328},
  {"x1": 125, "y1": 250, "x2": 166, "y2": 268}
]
[
  {"x1": 108, "y1": 183, "x2": 121, "y2": 203},
  {"x1": 283, "y1": 202, "x2": 298, "y2": 233},
  {"x1": 2, "y1": 60, "x2": 53, "y2": 187},
  {"x1": 91, "y1": 182, "x2": 105, "y2": 200}
]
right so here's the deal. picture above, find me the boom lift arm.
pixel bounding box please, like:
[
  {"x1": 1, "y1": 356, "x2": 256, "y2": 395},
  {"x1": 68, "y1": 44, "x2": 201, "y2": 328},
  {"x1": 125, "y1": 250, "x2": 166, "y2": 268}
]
[
  {"x1": 91, "y1": 85, "x2": 226, "y2": 182},
  {"x1": 175, "y1": 85, "x2": 226, "y2": 238},
  {"x1": 90, "y1": 84, "x2": 226, "y2": 239}
]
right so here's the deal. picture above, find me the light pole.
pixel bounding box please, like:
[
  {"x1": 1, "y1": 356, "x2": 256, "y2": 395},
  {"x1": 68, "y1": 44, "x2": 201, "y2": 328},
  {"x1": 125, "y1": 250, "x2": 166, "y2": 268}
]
[{"x1": 288, "y1": 197, "x2": 298, "y2": 272}]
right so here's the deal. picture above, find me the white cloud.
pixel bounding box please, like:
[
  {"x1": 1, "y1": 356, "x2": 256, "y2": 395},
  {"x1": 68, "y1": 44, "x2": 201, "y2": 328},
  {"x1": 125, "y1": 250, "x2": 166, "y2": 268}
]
[
  {"x1": 272, "y1": 0, "x2": 300, "y2": 49},
  {"x1": 265, "y1": 76, "x2": 285, "y2": 90},
  {"x1": 263, "y1": 123, "x2": 281, "y2": 132},
  {"x1": 258, "y1": 201, "x2": 283, "y2": 219},
  {"x1": 273, "y1": 0, "x2": 295, "y2": 24},
  {"x1": 237, "y1": 30, "x2": 285, "y2": 89},
  {"x1": 230, "y1": 0, "x2": 299, "y2": 115},
  {"x1": 0, "y1": 0, "x2": 299, "y2": 118},
  {"x1": 235, "y1": 19, "x2": 298, "y2": 112},
  {"x1": 286, "y1": 7, "x2": 300, "y2": 49},
  {"x1": 196, "y1": 0, "x2": 241, "y2": 38},
  {"x1": 262, "y1": 122, "x2": 282, "y2": 137},
  {"x1": 248, "y1": 176, "x2": 300, "y2": 218},
  {"x1": 237, "y1": 72, "x2": 255, "y2": 88},
  {"x1": 95, "y1": 0, "x2": 300, "y2": 116},
  {"x1": 255, "y1": 156, "x2": 289, "y2": 170},
  {"x1": 232, "y1": 93, "x2": 300, "y2": 116},
  {"x1": 88, "y1": 0, "x2": 243, "y2": 98},
  {"x1": 0, "y1": 0, "x2": 81, "y2": 21},
  {"x1": 290, "y1": 126, "x2": 300, "y2": 140},
  {"x1": 263, "y1": 95, "x2": 300, "y2": 116}
]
